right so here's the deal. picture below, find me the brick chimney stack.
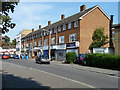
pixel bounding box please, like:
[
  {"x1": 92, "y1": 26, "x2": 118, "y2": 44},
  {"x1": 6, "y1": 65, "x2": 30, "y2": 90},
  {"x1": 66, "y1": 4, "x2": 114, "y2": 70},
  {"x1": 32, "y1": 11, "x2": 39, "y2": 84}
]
[
  {"x1": 48, "y1": 21, "x2": 51, "y2": 25},
  {"x1": 39, "y1": 25, "x2": 41, "y2": 29},
  {"x1": 80, "y1": 5, "x2": 86, "y2": 12},
  {"x1": 61, "y1": 14, "x2": 65, "y2": 20},
  {"x1": 32, "y1": 28, "x2": 34, "y2": 32}
]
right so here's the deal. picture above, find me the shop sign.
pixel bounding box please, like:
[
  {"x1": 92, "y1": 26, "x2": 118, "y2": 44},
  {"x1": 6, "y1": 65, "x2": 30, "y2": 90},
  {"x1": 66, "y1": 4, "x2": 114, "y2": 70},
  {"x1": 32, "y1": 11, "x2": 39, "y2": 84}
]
[
  {"x1": 56, "y1": 44, "x2": 66, "y2": 49},
  {"x1": 67, "y1": 41, "x2": 79, "y2": 48}
]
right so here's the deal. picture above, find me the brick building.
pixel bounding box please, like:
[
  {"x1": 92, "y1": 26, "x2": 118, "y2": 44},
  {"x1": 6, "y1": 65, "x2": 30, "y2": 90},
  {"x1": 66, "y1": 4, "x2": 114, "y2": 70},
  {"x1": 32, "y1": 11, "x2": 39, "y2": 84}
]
[{"x1": 21, "y1": 5, "x2": 110, "y2": 60}]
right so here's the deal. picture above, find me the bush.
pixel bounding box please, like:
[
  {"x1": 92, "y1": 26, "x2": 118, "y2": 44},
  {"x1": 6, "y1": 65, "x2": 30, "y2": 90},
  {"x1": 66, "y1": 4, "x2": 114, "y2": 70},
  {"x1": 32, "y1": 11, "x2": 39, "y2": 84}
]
[
  {"x1": 84, "y1": 53, "x2": 120, "y2": 70},
  {"x1": 66, "y1": 52, "x2": 77, "y2": 63}
]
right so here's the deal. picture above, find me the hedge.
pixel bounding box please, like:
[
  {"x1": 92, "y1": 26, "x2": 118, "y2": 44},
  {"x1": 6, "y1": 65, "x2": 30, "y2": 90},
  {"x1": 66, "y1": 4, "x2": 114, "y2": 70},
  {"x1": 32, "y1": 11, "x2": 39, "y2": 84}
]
[
  {"x1": 66, "y1": 52, "x2": 77, "y2": 63},
  {"x1": 84, "y1": 53, "x2": 120, "y2": 70}
]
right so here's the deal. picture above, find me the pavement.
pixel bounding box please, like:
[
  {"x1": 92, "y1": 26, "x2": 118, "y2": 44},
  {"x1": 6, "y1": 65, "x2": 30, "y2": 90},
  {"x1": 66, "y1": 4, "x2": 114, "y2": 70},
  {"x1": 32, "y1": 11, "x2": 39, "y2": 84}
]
[{"x1": 21, "y1": 58, "x2": 119, "y2": 77}]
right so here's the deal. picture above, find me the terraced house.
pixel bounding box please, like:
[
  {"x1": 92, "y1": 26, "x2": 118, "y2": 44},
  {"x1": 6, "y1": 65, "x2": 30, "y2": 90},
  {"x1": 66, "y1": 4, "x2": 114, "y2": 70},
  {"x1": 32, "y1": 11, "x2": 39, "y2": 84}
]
[{"x1": 21, "y1": 5, "x2": 110, "y2": 61}]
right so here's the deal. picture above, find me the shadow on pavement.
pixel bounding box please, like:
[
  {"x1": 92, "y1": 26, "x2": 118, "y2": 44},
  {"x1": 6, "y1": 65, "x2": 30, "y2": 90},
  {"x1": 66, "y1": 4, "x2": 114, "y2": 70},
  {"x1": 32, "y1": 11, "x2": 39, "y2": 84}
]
[{"x1": 2, "y1": 70, "x2": 51, "y2": 89}]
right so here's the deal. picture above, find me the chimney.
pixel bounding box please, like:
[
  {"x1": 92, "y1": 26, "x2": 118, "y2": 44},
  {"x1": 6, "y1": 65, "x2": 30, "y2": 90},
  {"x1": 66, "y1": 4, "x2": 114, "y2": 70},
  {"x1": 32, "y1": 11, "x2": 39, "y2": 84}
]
[
  {"x1": 32, "y1": 28, "x2": 34, "y2": 32},
  {"x1": 48, "y1": 21, "x2": 51, "y2": 25},
  {"x1": 110, "y1": 15, "x2": 114, "y2": 48},
  {"x1": 39, "y1": 25, "x2": 41, "y2": 29},
  {"x1": 61, "y1": 14, "x2": 65, "y2": 20},
  {"x1": 80, "y1": 5, "x2": 86, "y2": 12}
]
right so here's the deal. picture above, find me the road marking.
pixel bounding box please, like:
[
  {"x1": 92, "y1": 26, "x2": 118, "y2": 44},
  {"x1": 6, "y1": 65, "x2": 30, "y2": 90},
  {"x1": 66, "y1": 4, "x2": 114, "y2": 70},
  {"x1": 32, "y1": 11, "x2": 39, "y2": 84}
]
[{"x1": 2, "y1": 61, "x2": 96, "y2": 88}]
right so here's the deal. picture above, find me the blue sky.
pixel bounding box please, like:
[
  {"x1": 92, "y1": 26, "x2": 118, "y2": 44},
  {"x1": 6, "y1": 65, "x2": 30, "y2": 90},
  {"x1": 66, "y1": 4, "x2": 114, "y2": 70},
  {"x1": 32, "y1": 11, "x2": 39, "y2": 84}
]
[{"x1": 4, "y1": 2, "x2": 119, "y2": 40}]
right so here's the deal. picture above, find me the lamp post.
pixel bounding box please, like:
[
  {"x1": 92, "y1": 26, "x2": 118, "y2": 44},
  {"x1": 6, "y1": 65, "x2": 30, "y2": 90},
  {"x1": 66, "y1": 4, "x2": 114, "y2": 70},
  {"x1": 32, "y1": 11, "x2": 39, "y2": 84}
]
[{"x1": 42, "y1": 29, "x2": 51, "y2": 60}]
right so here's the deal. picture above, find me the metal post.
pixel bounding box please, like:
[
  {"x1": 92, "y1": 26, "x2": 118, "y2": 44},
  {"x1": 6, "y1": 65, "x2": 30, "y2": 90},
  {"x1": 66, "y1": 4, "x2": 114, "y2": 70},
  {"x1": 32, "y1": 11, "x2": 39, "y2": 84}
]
[
  {"x1": 42, "y1": 32, "x2": 43, "y2": 55},
  {"x1": 49, "y1": 30, "x2": 51, "y2": 60}
]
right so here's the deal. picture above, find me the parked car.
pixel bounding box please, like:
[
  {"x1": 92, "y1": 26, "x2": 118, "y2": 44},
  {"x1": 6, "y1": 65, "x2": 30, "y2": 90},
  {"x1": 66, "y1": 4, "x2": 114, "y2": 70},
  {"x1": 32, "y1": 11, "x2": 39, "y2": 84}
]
[
  {"x1": 2, "y1": 54, "x2": 9, "y2": 59},
  {"x1": 35, "y1": 55, "x2": 50, "y2": 64},
  {"x1": 9, "y1": 54, "x2": 15, "y2": 58},
  {"x1": 14, "y1": 54, "x2": 19, "y2": 59},
  {"x1": 73, "y1": 54, "x2": 87, "y2": 65}
]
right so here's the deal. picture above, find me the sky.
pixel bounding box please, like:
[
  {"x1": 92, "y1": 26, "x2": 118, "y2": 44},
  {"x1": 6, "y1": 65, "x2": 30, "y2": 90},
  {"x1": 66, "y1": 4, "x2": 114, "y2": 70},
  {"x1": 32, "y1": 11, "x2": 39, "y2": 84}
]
[{"x1": 4, "y1": 1, "x2": 119, "y2": 41}]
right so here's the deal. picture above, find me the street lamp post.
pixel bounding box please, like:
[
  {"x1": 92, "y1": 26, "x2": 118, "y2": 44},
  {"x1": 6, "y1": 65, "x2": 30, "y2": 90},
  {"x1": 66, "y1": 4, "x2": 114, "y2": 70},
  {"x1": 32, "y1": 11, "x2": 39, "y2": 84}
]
[{"x1": 42, "y1": 29, "x2": 51, "y2": 60}]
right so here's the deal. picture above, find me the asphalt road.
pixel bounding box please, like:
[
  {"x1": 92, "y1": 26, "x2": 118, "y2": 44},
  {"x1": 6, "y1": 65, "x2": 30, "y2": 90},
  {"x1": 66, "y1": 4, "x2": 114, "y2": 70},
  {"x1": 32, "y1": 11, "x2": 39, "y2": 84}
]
[{"x1": 1, "y1": 59, "x2": 119, "y2": 89}]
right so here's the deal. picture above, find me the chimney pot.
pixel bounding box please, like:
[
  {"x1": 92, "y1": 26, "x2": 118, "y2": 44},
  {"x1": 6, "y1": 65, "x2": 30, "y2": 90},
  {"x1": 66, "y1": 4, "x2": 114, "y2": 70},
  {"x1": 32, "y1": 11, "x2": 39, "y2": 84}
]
[
  {"x1": 48, "y1": 21, "x2": 51, "y2": 25},
  {"x1": 32, "y1": 28, "x2": 34, "y2": 32},
  {"x1": 61, "y1": 14, "x2": 65, "y2": 19},
  {"x1": 80, "y1": 5, "x2": 86, "y2": 12},
  {"x1": 39, "y1": 25, "x2": 41, "y2": 29}
]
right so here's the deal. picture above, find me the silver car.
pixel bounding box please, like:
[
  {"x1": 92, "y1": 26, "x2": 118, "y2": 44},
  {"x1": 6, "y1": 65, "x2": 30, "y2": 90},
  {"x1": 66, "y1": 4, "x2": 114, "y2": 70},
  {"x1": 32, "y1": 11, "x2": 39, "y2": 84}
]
[{"x1": 35, "y1": 55, "x2": 50, "y2": 64}]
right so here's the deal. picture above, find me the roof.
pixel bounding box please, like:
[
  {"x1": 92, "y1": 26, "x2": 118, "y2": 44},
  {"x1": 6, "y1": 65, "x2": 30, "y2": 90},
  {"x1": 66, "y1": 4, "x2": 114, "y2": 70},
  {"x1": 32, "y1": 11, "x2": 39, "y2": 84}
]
[
  {"x1": 112, "y1": 23, "x2": 120, "y2": 28},
  {"x1": 21, "y1": 5, "x2": 110, "y2": 39}
]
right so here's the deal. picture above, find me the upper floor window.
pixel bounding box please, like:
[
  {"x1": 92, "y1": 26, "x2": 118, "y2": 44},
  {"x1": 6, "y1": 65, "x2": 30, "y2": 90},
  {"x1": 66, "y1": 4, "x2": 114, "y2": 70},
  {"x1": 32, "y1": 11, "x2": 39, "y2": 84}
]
[
  {"x1": 58, "y1": 26, "x2": 61, "y2": 32},
  {"x1": 22, "y1": 45, "x2": 23, "y2": 48},
  {"x1": 68, "y1": 23, "x2": 71, "y2": 29},
  {"x1": 51, "y1": 37, "x2": 55, "y2": 45},
  {"x1": 54, "y1": 27, "x2": 57, "y2": 33},
  {"x1": 39, "y1": 40, "x2": 41, "y2": 46},
  {"x1": 44, "y1": 39, "x2": 48, "y2": 46},
  {"x1": 36, "y1": 34, "x2": 37, "y2": 38},
  {"x1": 30, "y1": 43, "x2": 33, "y2": 47},
  {"x1": 63, "y1": 24, "x2": 66, "y2": 30},
  {"x1": 44, "y1": 32, "x2": 46, "y2": 36},
  {"x1": 41, "y1": 33, "x2": 42, "y2": 37},
  {"x1": 47, "y1": 31, "x2": 49, "y2": 35},
  {"x1": 59, "y1": 36, "x2": 64, "y2": 43},
  {"x1": 74, "y1": 21, "x2": 78, "y2": 28},
  {"x1": 112, "y1": 31, "x2": 115, "y2": 35},
  {"x1": 50, "y1": 29, "x2": 52, "y2": 34},
  {"x1": 69, "y1": 33, "x2": 76, "y2": 42},
  {"x1": 34, "y1": 42, "x2": 37, "y2": 46},
  {"x1": 24, "y1": 44, "x2": 26, "y2": 48},
  {"x1": 26, "y1": 43, "x2": 29, "y2": 47}
]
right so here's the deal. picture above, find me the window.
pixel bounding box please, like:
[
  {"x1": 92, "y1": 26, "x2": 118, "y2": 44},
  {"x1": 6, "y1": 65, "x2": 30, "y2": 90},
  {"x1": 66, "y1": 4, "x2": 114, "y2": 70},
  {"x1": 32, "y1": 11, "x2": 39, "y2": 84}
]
[
  {"x1": 50, "y1": 29, "x2": 52, "y2": 34},
  {"x1": 51, "y1": 38, "x2": 55, "y2": 45},
  {"x1": 39, "y1": 40, "x2": 41, "y2": 46},
  {"x1": 54, "y1": 27, "x2": 57, "y2": 33},
  {"x1": 112, "y1": 31, "x2": 115, "y2": 35},
  {"x1": 36, "y1": 34, "x2": 37, "y2": 38},
  {"x1": 26, "y1": 43, "x2": 29, "y2": 47},
  {"x1": 69, "y1": 33, "x2": 76, "y2": 42},
  {"x1": 59, "y1": 36, "x2": 64, "y2": 43},
  {"x1": 47, "y1": 31, "x2": 49, "y2": 35},
  {"x1": 74, "y1": 21, "x2": 78, "y2": 28},
  {"x1": 44, "y1": 39, "x2": 48, "y2": 46},
  {"x1": 24, "y1": 44, "x2": 26, "y2": 48},
  {"x1": 68, "y1": 23, "x2": 71, "y2": 29},
  {"x1": 30, "y1": 43, "x2": 33, "y2": 47},
  {"x1": 34, "y1": 42, "x2": 37, "y2": 46},
  {"x1": 44, "y1": 32, "x2": 46, "y2": 36},
  {"x1": 58, "y1": 26, "x2": 61, "y2": 32},
  {"x1": 63, "y1": 24, "x2": 66, "y2": 30},
  {"x1": 22, "y1": 45, "x2": 23, "y2": 48},
  {"x1": 41, "y1": 33, "x2": 42, "y2": 36}
]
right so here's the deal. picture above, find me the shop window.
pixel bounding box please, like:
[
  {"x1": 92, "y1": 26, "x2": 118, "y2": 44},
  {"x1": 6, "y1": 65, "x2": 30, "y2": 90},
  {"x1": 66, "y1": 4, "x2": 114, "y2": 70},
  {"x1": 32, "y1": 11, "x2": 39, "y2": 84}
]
[{"x1": 69, "y1": 33, "x2": 76, "y2": 42}]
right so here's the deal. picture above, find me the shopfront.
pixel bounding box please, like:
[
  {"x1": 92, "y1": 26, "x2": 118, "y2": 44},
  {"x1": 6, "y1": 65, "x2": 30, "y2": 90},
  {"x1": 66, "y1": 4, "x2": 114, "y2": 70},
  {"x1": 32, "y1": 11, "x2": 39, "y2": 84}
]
[{"x1": 66, "y1": 41, "x2": 79, "y2": 54}]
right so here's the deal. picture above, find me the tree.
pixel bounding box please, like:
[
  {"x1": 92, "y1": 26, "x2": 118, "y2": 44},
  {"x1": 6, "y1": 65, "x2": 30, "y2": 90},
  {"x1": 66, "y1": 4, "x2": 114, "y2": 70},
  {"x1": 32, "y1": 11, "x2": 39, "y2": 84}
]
[
  {"x1": 89, "y1": 27, "x2": 109, "y2": 50},
  {"x1": 11, "y1": 38, "x2": 16, "y2": 45},
  {"x1": 0, "y1": 0, "x2": 19, "y2": 34},
  {"x1": 4, "y1": 35, "x2": 10, "y2": 45}
]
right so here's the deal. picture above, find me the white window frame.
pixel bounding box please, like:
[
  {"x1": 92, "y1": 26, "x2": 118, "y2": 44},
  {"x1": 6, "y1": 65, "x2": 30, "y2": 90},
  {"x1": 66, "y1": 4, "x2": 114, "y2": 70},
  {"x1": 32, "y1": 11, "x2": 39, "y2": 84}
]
[
  {"x1": 44, "y1": 39, "x2": 48, "y2": 46},
  {"x1": 69, "y1": 33, "x2": 76, "y2": 42},
  {"x1": 74, "y1": 21, "x2": 78, "y2": 28},
  {"x1": 63, "y1": 24, "x2": 66, "y2": 30},
  {"x1": 54, "y1": 27, "x2": 57, "y2": 33},
  {"x1": 58, "y1": 26, "x2": 61, "y2": 32},
  {"x1": 34, "y1": 42, "x2": 37, "y2": 46},
  {"x1": 59, "y1": 36, "x2": 64, "y2": 43},
  {"x1": 51, "y1": 37, "x2": 55, "y2": 45},
  {"x1": 68, "y1": 22, "x2": 71, "y2": 29}
]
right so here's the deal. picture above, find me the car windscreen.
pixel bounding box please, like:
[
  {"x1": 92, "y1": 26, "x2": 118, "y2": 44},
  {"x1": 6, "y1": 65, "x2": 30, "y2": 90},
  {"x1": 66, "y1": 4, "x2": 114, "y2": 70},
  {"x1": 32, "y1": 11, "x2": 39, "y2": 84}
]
[{"x1": 40, "y1": 55, "x2": 48, "y2": 59}]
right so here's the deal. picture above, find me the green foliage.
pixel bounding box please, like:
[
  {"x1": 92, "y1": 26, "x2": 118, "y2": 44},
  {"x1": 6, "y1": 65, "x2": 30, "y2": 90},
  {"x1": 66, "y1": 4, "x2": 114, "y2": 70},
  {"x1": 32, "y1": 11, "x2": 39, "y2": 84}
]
[
  {"x1": 0, "y1": 1, "x2": 19, "y2": 34},
  {"x1": 84, "y1": 53, "x2": 120, "y2": 70},
  {"x1": 4, "y1": 35, "x2": 10, "y2": 44},
  {"x1": 11, "y1": 38, "x2": 16, "y2": 45},
  {"x1": 66, "y1": 52, "x2": 77, "y2": 63},
  {"x1": 89, "y1": 27, "x2": 109, "y2": 50}
]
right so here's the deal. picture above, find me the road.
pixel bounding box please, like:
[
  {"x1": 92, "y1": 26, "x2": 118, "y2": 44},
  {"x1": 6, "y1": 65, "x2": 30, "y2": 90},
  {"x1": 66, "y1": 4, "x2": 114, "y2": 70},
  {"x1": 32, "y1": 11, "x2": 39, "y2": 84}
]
[{"x1": 1, "y1": 59, "x2": 119, "y2": 89}]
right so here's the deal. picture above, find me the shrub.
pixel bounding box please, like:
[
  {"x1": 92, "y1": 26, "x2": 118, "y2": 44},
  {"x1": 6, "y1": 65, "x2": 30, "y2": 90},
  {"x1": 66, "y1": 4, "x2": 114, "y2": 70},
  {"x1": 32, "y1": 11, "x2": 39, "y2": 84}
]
[
  {"x1": 66, "y1": 52, "x2": 77, "y2": 63},
  {"x1": 84, "y1": 53, "x2": 120, "y2": 70}
]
